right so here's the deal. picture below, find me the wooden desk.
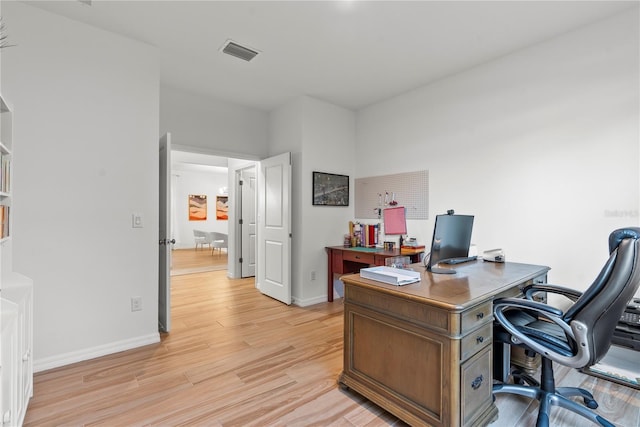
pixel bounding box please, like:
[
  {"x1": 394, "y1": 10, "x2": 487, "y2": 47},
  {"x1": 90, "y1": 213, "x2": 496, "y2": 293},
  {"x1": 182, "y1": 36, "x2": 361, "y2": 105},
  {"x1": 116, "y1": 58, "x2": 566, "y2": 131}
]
[
  {"x1": 326, "y1": 246, "x2": 423, "y2": 302},
  {"x1": 339, "y1": 260, "x2": 549, "y2": 427}
]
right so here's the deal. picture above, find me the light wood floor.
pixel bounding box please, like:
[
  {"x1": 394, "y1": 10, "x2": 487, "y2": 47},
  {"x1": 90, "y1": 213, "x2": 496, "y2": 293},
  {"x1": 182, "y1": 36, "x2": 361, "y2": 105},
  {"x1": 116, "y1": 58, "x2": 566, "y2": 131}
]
[
  {"x1": 171, "y1": 248, "x2": 228, "y2": 276},
  {"x1": 24, "y1": 266, "x2": 640, "y2": 426}
]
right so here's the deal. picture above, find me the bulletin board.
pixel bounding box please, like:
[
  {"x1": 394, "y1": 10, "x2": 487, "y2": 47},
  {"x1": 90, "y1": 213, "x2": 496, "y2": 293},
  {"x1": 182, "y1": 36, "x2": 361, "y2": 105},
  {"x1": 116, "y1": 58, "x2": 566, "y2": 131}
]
[{"x1": 354, "y1": 170, "x2": 429, "y2": 220}]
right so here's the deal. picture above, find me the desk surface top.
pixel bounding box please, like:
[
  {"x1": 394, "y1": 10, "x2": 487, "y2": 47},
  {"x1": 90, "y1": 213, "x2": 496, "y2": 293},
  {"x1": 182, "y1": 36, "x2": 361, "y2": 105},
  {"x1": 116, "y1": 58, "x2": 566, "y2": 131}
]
[
  {"x1": 335, "y1": 246, "x2": 381, "y2": 253},
  {"x1": 340, "y1": 260, "x2": 549, "y2": 310},
  {"x1": 326, "y1": 246, "x2": 421, "y2": 256}
]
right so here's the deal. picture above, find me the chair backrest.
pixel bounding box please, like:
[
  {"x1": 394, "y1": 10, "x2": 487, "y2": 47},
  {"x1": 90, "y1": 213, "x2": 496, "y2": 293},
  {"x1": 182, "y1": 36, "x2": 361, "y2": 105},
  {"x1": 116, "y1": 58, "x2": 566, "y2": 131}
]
[
  {"x1": 212, "y1": 232, "x2": 228, "y2": 246},
  {"x1": 563, "y1": 227, "x2": 640, "y2": 364},
  {"x1": 193, "y1": 229, "x2": 206, "y2": 238}
]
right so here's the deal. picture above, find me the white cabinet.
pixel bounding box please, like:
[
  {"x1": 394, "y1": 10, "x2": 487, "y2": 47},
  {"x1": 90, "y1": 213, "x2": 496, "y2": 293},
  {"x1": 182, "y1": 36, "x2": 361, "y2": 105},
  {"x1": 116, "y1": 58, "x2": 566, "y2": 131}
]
[
  {"x1": 1, "y1": 299, "x2": 18, "y2": 427},
  {"x1": 1, "y1": 275, "x2": 33, "y2": 427}
]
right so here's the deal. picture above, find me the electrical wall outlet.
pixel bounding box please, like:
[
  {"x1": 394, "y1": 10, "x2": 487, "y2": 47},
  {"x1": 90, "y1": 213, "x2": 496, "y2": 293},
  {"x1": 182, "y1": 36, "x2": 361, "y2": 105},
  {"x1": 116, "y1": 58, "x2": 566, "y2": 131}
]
[
  {"x1": 311, "y1": 271, "x2": 316, "y2": 281},
  {"x1": 131, "y1": 296, "x2": 142, "y2": 312}
]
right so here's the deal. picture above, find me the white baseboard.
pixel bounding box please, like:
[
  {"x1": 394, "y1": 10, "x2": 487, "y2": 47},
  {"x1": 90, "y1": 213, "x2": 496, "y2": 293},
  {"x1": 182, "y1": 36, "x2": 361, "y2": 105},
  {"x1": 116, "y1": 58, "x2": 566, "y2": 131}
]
[
  {"x1": 292, "y1": 294, "x2": 329, "y2": 307},
  {"x1": 34, "y1": 333, "x2": 160, "y2": 373}
]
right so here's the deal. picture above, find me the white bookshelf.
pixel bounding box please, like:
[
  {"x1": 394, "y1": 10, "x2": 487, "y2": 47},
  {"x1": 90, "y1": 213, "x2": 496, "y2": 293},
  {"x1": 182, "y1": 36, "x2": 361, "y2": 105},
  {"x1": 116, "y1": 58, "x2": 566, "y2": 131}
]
[
  {"x1": 0, "y1": 94, "x2": 11, "y2": 247},
  {"x1": 0, "y1": 94, "x2": 34, "y2": 427}
]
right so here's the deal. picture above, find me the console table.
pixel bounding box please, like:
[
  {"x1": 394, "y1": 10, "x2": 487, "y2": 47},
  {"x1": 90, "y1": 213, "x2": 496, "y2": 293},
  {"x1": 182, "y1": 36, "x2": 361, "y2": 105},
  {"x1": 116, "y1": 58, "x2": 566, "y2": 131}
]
[
  {"x1": 339, "y1": 260, "x2": 549, "y2": 427},
  {"x1": 325, "y1": 246, "x2": 423, "y2": 302}
]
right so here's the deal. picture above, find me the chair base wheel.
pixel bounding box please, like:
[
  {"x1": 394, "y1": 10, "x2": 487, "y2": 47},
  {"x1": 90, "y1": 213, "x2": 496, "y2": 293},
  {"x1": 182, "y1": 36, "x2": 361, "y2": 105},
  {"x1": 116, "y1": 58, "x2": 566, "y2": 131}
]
[
  {"x1": 494, "y1": 384, "x2": 614, "y2": 427},
  {"x1": 584, "y1": 398, "x2": 599, "y2": 409}
]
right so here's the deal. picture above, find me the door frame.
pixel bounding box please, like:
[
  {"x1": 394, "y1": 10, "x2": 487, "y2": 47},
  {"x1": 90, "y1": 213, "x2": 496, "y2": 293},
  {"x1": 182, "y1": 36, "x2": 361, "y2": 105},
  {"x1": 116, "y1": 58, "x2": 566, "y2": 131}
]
[
  {"x1": 158, "y1": 133, "x2": 172, "y2": 332},
  {"x1": 234, "y1": 164, "x2": 258, "y2": 278},
  {"x1": 168, "y1": 144, "x2": 259, "y2": 280}
]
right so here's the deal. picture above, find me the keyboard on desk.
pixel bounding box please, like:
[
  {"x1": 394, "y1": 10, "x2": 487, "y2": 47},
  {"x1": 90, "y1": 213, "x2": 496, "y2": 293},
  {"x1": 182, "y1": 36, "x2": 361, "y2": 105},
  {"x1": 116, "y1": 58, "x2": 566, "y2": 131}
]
[
  {"x1": 620, "y1": 299, "x2": 640, "y2": 327},
  {"x1": 441, "y1": 256, "x2": 478, "y2": 265}
]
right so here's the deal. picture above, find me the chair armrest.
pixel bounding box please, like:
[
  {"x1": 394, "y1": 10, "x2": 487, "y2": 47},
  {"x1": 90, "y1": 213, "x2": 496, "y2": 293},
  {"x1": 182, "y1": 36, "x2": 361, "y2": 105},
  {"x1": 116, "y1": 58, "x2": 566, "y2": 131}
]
[
  {"x1": 523, "y1": 283, "x2": 582, "y2": 302},
  {"x1": 493, "y1": 297, "x2": 564, "y2": 317},
  {"x1": 494, "y1": 297, "x2": 592, "y2": 368}
]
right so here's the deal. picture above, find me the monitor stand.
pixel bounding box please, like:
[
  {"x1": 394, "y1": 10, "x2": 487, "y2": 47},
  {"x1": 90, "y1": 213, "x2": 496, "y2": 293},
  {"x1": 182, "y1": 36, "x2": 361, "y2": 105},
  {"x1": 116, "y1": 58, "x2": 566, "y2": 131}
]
[{"x1": 427, "y1": 266, "x2": 457, "y2": 275}]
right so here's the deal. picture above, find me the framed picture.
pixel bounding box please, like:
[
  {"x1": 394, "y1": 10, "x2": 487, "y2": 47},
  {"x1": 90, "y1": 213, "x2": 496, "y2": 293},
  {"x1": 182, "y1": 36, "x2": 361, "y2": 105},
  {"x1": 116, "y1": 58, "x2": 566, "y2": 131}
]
[
  {"x1": 189, "y1": 194, "x2": 207, "y2": 221},
  {"x1": 216, "y1": 195, "x2": 229, "y2": 220},
  {"x1": 312, "y1": 171, "x2": 349, "y2": 206}
]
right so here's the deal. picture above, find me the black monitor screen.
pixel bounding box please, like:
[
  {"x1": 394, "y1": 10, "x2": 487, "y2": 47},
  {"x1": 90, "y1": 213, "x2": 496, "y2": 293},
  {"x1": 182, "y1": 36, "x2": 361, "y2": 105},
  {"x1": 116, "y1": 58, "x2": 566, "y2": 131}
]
[{"x1": 427, "y1": 214, "x2": 474, "y2": 273}]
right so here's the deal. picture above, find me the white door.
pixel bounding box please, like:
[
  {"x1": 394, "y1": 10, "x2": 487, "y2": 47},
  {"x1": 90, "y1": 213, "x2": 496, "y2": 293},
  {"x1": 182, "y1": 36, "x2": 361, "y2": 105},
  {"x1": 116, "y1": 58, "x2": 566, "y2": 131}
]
[
  {"x1": 241, "y1": 166, "x2": 257, "y2": 277},
  {"x1": 158, "y1": 133, "x2": 172, "y2": 332},
  {"x1": 257, "y1": 152, "x2": 291, "y2": 304}
]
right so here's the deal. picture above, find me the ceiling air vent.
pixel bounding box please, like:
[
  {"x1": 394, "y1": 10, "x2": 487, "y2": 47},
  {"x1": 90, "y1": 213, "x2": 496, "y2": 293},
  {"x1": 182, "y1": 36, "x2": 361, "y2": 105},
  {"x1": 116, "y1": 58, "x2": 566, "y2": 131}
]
[{"x1": 221, "y1": 40, "x2": 260, "y2": 62}]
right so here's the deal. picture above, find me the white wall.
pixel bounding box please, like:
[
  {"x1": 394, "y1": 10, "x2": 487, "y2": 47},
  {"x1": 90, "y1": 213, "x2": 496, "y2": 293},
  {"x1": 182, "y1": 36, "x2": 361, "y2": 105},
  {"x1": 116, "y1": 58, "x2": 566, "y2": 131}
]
[
  {"x1": 160, "y1": 85, "x2": 269, "y2": 159},
  {"x1": 356, "y1": 10, "x2": 639, "y2": 290},
  {"x1": 269, "y1": 97, "x2": 356, "y2": 305},
  {"x1": 2, "y1": 3, "x2": 160, "y2": 370},
  {"x1": 171, "y1": 168, "x2": 229, "y2": 250},
  {"x1": 268, "y1": 98, "x2": 304, "y2": 300},
  {"x1": 299, "y1": 98, "x2": 356, "y2": 304}
]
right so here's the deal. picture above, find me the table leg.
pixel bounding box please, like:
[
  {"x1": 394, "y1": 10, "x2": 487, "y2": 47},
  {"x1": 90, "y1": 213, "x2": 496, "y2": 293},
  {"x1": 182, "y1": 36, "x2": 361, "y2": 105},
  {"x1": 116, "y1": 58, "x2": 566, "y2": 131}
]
[{"x1": 327, "y1": 248, "x2": 334, "y2": 302}]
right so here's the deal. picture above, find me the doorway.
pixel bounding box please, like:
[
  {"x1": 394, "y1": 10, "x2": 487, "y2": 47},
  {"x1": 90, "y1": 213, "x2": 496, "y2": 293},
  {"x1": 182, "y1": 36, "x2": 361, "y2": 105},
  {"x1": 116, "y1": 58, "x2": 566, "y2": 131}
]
[
  {"x1": 169, "y1": 147, "x2": 258, "y2": 279},
  {"x1": 236, "y1": 165, "x2": 257, "y2": 278},
  {"x1": 158, "y1": 145, "x2": 291, "y2": 331}
]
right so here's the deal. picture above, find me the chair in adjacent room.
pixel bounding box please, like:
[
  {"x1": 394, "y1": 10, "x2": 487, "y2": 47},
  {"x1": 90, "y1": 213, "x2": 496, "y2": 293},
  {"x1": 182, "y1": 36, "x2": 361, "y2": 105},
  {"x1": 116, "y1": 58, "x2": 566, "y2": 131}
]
[
  {"x1": 211, "y1": 232, "x2": 228, "y2": 256},
  {"x1": 193, "y1": 229, "x2": 211, "y2": 251},
  {"x1": 492, "y1": 227, "x2": 640, "y2": 427}
]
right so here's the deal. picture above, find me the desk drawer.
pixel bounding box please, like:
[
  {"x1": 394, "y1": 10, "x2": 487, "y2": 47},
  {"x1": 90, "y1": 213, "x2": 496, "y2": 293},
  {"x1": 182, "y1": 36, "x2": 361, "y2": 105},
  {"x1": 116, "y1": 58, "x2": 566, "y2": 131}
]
[
  {"x1": 461, "y1": 302, "x2": 492, "y2": 333},
  {"x1": 342, "y1": 251, "x2": 375, "y2": 265},
  {"x1": 461, "y1": 346, "x2": 493, "y2": 426},
  {"x1": 460, "y1": 323, "x2": 492, "y2": 362}
]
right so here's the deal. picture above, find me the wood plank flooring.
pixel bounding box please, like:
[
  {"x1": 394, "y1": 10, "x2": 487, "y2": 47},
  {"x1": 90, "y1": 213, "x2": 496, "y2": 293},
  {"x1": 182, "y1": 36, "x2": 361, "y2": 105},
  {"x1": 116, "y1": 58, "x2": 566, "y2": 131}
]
[
  {"x1": 24, "y1": 265, "x2": 640, "y2": 426},
  {"x1": 171, "y1": 248, "x2": 228, "y2": 276}
]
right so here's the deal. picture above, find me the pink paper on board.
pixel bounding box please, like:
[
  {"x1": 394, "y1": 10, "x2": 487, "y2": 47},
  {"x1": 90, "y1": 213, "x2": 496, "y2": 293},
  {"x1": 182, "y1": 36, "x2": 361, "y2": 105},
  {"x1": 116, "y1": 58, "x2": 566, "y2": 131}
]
[{"x1": 384, "y1": 207, "x2": 407, "y2": 235}]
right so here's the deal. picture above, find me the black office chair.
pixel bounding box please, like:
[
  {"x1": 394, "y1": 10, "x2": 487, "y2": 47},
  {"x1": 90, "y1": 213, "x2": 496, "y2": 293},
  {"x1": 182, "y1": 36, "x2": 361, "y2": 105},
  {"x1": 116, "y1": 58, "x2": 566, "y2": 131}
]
[{"x1": 492, "y1": 228, "x2": 640, "y2": 427}]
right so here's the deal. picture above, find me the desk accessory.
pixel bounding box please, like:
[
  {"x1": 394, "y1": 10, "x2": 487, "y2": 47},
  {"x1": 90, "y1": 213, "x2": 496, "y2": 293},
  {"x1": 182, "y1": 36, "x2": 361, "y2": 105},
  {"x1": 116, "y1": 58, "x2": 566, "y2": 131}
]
[
  {"x1": 385, "y1": 256, "x2": 411, "y2": 269},
  {"x1": 360, "y1": 266, "x2": 420, "y2": 286},
  {"x1": 482, "y1": 248, "x2": 505, "y2": 262}
]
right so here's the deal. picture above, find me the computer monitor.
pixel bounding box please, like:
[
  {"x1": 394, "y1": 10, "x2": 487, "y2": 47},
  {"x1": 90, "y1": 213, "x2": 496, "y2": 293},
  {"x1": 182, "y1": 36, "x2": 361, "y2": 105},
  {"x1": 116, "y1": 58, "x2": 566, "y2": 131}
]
[{"x1": 426, "y1": 213, "x2": 474, "y2": 274}]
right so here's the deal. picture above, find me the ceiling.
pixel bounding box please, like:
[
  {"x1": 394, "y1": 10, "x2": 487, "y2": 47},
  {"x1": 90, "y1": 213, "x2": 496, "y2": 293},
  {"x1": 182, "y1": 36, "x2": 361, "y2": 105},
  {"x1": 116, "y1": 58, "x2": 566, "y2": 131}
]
[{"x1": 27, "y1": 0, "x2": 637, "y2": 113}]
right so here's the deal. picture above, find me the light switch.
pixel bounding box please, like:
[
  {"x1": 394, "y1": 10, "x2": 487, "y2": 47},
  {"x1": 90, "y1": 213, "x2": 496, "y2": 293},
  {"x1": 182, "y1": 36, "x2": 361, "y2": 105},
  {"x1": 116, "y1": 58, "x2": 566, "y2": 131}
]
[{"x1": 132, "y1": 213, "x2": 143, "y2": 228}]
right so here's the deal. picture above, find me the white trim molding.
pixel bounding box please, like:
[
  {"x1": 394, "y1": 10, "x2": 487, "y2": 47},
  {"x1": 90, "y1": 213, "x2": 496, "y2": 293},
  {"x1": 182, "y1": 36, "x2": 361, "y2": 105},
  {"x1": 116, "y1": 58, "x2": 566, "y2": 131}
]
[{"x1": 34, "y1": 333, "x2": 161, "y2": 373}]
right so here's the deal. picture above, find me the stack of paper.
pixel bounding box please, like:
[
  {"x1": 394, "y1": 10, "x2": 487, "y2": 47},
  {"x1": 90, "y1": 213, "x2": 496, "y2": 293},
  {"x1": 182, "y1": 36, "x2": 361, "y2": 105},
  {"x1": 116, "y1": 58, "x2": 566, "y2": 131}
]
[{"x1": 360, "y1": 266, "x2": 421, "y2": 286}]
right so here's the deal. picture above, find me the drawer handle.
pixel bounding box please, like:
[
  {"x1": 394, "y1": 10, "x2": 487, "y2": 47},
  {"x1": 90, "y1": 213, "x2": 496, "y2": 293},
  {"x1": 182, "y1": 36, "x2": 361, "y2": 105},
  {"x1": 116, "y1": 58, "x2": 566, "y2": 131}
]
[
  {"x1": 471, "y1": 375, "x2": 484, "y2": 390},
  {"x1": 476, "y1": 336, "x2": 484, "y2": 344},
  {"x1": 476, "y1": 312, "x2": 484, "y2": 320}
]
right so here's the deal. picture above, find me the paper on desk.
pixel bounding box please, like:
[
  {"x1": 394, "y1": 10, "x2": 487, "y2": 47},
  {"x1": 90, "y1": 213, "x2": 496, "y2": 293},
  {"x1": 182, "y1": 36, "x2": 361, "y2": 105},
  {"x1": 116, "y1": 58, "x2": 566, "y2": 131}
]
[{"x1": 360, "y1": 266, "x2": 421, "y2": 286}]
